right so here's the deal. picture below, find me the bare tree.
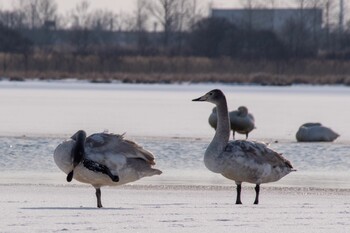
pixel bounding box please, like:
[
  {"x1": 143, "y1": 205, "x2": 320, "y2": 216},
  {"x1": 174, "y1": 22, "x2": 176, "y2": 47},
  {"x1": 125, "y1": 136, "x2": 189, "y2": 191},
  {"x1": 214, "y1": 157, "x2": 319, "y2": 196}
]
[
  {"x1": 12, "y1": 0, "x2": 57, "y2": 29},
  {"x1": 147, "y1": 0, "x2": 199, "y2": 51},
  {"x1": 267, "y1": 0, "x2": 276, "y2": 8},
  {"x1": 240, "y1": 0, "x2": 263, "y2": 8},
  {"x1": 239, "y1": 0, "x2": 262, "y2": 30},
  {"x1": 69, "y1": 0, "x2": 91, "y2": 29},
  {"x1": 132, "y1": 0, "x2": 150, "y2": 52},
  {"x1": 147, "y1": 0, "x2": 180, "y2": 48},
  {"x1": 36, "y1": 0, "x2": 58, "y2": 25},
  {"x1": 0, "y1": 10, "x2": 26, "y2": 29},
  {"x1": 134, "y1": 0, "x2": 149, "y2": 32},
  {"x1": 294, "y1": 0, "x2": 307, "y2": 9},
  {"x1": 187, "y1": 0, "x2": 204, "y2": 28},
  {"x1": 68, "y1": 0, "x2": 92, "y2": 54},
  {"x1": 306, "y1": 0, "x2": 326, "y2": 49},
  {"x1": 89, "y1": 9, "x2": 118, "y2": 31}
]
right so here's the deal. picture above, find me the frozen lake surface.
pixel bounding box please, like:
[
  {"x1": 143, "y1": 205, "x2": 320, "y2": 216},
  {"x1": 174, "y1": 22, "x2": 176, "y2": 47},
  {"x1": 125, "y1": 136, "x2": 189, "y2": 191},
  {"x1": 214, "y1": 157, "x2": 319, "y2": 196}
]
[{"x1": 0, "y1": 80, "x2": 349, "y2": 188}]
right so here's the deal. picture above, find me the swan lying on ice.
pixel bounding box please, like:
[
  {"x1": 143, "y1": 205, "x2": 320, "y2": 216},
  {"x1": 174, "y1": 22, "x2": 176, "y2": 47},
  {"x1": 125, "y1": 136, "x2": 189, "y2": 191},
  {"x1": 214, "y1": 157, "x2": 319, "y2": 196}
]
[{"x1": 296, "y1": 123, "x2": 339, "y2": 142}]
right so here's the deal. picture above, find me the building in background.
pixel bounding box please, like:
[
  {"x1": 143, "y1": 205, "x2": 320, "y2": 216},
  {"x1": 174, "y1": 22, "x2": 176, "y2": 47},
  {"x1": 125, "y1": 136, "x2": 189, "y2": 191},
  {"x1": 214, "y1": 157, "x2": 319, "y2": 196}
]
[{"x1": 211, "y1": 8, "x2": 323, "y2": 34}]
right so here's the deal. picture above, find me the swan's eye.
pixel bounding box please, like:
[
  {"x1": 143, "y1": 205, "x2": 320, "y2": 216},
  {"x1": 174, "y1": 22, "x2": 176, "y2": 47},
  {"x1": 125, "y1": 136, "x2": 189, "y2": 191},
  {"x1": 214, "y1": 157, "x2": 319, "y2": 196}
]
[{"x1": 209, "y1": 93, "x2": 213, "y2": 95}]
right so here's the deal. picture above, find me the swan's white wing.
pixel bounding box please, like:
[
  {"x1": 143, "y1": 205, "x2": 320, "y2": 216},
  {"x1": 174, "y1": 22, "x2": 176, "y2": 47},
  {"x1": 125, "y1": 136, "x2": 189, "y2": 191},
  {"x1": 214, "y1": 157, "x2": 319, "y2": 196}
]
[{"x1": 85, "y1": 133, "x2": 156, "y2": 165}]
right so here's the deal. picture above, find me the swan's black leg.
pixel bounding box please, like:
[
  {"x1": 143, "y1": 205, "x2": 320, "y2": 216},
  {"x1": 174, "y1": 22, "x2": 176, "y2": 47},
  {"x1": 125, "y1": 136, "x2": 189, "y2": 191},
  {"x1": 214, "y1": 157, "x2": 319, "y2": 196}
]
[
  {"x1": 95, "y1": 188, "x2": 103, "y2": 208},
  {"x1": 254, "y1": 184, "x2": 260, "y2": 204},
  {"x1": 246, "y1": 133, "x2": 249, "y2": 139},
  {"x1": 232, "y1": 131, "x2": 236, "y2": 140},
  {"x1": 236, "y1": 183, "x2": 242, "y2": 204}
]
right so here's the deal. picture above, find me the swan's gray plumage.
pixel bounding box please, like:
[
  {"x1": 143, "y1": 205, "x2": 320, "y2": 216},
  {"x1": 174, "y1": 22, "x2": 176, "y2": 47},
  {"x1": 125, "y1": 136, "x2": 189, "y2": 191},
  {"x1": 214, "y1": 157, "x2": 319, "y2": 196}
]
[
  {"x1": 229, "y1": 106, "x2": 255, "y2": 139},
  {"x1": 300, "y1": 122, "x2": 322, "y2": 128},
  {"x1": 54, "y1": 131, "x2": 162, "y2": 208},
  {"x1": 296, "y1": 123, "x2": 339, "y2": 142},
  {"x1": 85, "y1": 133, "x2": 156, "y2": 165},
  {"x1": 194, "y1": 89, "x2": 294, "y2": 204},
  {"x1": 208, "y1": 107, "x2": 218, "y2": 129},
  {"x1": 209, "y1": 106, "x2": 255, "y2": 139}
]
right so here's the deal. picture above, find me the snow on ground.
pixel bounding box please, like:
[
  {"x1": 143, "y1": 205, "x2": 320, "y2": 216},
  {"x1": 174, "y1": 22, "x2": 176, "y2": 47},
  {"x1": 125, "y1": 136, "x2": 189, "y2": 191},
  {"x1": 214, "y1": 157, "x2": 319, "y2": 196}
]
[{"x1": 1, "y1": 184, "x2": 349, "y2": 233}]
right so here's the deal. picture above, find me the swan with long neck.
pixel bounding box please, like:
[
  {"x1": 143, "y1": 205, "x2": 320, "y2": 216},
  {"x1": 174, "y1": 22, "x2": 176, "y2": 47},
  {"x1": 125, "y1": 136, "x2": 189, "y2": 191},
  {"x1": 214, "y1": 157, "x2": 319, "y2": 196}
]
[
  {"x1": 193, "y1": 89, "x2": 295, "y2": 204},
  {"x1": 54, "y1": 130, "x2": 162, "y2": 208}
]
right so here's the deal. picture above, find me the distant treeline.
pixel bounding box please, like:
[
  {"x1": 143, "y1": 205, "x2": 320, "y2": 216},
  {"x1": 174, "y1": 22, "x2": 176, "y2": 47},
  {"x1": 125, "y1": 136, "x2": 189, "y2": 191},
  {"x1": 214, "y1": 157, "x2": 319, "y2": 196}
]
[
  {"x1": 1, "y1": 0, "x2": 350, "y2": 84},
  {"x1": 2, "y1": 16, "x2": 350, "y2": 59}
]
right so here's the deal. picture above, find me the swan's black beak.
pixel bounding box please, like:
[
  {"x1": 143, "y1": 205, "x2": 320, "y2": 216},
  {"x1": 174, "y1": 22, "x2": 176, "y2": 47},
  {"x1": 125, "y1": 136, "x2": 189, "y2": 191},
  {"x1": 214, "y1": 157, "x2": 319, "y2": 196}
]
[{"x1": 192, "y1": 96, "x2": 206, "y2": 101}]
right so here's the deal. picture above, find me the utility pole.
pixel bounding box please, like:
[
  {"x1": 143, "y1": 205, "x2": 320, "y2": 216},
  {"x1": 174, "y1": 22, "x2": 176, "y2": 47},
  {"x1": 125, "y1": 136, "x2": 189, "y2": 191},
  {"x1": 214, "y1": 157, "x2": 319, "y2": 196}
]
[
  {"x1": 339, "y1": 0, "x2": 344, "y2": 33},
  {"x1": 326, "y1": 1, "x2": 330, "y2": 50}
]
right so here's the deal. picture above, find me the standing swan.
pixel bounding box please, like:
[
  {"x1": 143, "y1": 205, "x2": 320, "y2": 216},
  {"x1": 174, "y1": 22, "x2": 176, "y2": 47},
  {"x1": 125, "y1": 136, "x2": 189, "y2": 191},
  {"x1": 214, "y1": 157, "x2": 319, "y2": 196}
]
[
  {"x1": 229, "y1": 106, "x2": 255, "y2": 139},
  {"x1": 193, "y1": 89, "x2": 295, "y2": 204},
  {"x1": 54, "y1": 130, "x2": 162, "y2": 208},
  {"x1": 209, "y1": 106, "x2": 255, "y2": 139}
]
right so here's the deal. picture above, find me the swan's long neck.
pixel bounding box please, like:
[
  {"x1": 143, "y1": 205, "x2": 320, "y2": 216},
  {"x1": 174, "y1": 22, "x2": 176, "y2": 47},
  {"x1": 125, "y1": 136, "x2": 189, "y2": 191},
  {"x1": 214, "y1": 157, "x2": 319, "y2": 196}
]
[
  {"x1": 211, "y1": 97, "x2": 230, "y2": 151},
  {"x1": 204, "y1": 97, "x2": 230, "y2": 173}
]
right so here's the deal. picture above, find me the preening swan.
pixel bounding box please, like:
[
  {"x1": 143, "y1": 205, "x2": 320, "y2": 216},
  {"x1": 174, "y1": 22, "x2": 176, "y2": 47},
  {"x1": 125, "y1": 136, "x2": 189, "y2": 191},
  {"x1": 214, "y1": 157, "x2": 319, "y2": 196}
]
[
  {"x1": 194, "y1": 89, "x2": 295, "y2": 204},
  {"x1": 296, "y1": 123, "x2": 339, "y2": 142},
  {"x1": 209, "y1": 106, "x2": 255, "y2": 139},
  {"x1": 66, "y1": 130, "x2": 86, "y2": 182},
  {"x1": 54, "y1": 130, "x2": 162, "y2": 208}
]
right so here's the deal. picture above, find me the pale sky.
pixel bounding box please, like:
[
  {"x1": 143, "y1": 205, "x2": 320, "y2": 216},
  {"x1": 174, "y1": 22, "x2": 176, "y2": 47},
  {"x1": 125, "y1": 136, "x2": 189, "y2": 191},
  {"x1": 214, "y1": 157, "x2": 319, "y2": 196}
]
[
  {"x1": 0, "y1": 0, "x2": 347, "y2": 23},
  {"x1": 0, "y1": 0, "x2": 294, "y2": 14}
]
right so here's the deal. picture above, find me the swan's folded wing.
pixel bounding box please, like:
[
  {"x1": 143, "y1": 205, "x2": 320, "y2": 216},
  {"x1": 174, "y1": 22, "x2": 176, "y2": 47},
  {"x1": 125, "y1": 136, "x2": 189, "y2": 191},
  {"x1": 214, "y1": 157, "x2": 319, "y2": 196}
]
[
  {"x1": 248, "y1": 113, "x2": 255, "y2": 122},
  {"x1": 85, "y1": 133, "x2": 156, "y2": 165},
  {"x1": 225, "y1": 140, "x2": 293, "y2": 169}
]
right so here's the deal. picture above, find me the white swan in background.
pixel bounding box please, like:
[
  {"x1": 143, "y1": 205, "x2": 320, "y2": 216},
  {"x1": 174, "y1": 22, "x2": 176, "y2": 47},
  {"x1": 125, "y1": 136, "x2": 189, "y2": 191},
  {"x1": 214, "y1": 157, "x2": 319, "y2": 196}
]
[
  {"x1": 194, "y1": 89, "x2": 295, "y2": 204},
  {"x1": 296, "y1": 123, "x2": 339, "y2": 142},
  {"x1": 54, "y1": 130, "x2": 162, "y2": 208},
  {"x1": 209, "y1": 106, "x2": 255, "y2": 139}
]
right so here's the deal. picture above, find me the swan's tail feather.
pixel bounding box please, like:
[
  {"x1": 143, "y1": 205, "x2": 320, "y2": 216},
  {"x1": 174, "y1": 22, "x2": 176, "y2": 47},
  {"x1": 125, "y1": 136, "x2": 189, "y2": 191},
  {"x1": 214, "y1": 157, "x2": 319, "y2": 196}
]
[{"x1": 153, "y1": 169, "x2": 162, "y2": 175}]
